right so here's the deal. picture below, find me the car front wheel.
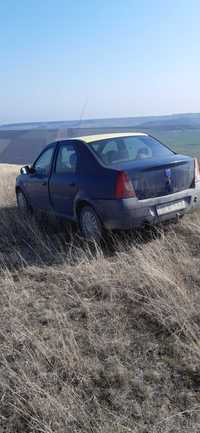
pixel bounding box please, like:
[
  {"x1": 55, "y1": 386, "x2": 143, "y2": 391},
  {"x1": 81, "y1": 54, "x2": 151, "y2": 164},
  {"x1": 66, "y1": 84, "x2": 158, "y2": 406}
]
[
  {"x1": 79, "y1": 206, "x2": 103, "y2": 241},
  {"x1": 16, "y1": 190, "x2": 31, "y2": 214}
]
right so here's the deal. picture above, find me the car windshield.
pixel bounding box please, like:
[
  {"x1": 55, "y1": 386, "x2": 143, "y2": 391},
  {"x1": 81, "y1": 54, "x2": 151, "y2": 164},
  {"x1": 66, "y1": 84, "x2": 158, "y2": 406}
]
[{"x1": 89, "y1": 135, "x2": 174, "y2": 166}]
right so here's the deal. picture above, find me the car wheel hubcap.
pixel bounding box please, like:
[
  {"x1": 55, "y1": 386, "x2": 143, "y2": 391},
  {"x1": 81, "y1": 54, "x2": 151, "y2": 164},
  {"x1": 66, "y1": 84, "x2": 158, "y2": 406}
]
[{"x1": 82, "y1": 211, "x2": 100, "y2": 239}]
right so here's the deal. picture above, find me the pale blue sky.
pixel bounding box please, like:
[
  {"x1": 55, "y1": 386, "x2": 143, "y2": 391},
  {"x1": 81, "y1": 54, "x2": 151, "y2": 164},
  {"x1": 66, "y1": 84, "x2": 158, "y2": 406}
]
[{"x1": 1, "y1": 0, "x2": 200, "y2": 124}]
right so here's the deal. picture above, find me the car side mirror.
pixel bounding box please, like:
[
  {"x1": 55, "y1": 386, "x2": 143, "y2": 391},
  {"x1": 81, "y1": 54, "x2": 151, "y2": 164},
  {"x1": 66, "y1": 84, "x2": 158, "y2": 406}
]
[{"x1": 20, "y1": 165, "x2": 30, "y2": 175}]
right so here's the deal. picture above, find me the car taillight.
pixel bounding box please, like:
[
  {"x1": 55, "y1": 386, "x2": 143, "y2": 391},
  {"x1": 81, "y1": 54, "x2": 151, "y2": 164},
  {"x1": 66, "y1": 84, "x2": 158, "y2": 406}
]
[
  {"x1": 115, "y1": 171, "x2": 136, "y2": 199},
  {"x1": 195, "y1": 158, "x2": 200, "y2": 183}
]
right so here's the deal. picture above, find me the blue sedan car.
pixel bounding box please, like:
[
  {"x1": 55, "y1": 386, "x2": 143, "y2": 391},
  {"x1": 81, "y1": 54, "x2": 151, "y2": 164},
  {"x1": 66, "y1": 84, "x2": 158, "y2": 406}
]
[{"x1": 16, "y1": 133, "x2": 200, "y2": 239}]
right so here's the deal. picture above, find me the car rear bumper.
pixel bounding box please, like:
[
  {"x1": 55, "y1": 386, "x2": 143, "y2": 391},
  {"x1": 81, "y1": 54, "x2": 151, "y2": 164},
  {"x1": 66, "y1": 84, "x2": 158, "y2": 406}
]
[{"x1": 94, "y1": 184, "x2": 200, "y2": 230}]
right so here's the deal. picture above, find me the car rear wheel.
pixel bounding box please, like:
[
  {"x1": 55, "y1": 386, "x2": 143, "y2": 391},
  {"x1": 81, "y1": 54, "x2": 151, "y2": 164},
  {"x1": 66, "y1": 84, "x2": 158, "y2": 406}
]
[
  {"x1": 79, "y1": 206, "x2": 103, "y2": 241},
  {"x1": 16, "y1": 190, "x2": 31, "y2": 214}
]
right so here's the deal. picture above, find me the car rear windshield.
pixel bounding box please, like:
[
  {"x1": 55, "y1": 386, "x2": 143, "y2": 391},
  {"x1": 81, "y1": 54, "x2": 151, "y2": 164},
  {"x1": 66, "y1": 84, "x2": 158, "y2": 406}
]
[{"x1": 89, "y1": 135, "x2": 174, "y2": 166}]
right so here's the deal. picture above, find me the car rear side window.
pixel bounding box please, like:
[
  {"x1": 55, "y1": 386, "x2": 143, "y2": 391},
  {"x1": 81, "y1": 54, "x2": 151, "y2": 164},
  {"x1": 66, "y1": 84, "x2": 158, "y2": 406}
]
[
  {"x1": 55, "y1": 143, "x2": 77, "y2": 174},
  {"x1": 90, "y1": 135, "x2": 174, "y2": 166}
]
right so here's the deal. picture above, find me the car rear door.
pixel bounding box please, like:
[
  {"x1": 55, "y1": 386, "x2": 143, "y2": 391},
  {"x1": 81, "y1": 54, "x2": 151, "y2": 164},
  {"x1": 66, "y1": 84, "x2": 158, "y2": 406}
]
[
  {"x1": 49, "y1": 140, "x2": 78, "y2": 218},
  {"x1": 26, "y1": 145, "x2": 56, "y2": 210}
]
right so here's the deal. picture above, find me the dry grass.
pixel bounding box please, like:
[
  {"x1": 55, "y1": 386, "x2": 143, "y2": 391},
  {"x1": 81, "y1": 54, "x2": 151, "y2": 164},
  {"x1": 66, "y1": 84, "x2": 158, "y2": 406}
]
[{"x1": 1, "y1": 165, "x2": 200, "y2": 433}]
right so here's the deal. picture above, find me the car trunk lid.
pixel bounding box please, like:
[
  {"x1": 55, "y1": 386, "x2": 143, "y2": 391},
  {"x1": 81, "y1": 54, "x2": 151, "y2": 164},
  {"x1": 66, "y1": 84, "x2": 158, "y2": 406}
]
[{"x1": 112, "y1": 155, "x2": 195, "y2": 200}]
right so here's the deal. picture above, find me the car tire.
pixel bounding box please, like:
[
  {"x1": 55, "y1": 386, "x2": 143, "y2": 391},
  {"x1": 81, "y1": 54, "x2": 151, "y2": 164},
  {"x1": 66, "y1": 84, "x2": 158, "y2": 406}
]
[
  {"x1": 79, "y1": 206, "x2": 103, "y2": 241},
  {"x1": 16, "y1": 190, "x2": 32, "y2": 215}
]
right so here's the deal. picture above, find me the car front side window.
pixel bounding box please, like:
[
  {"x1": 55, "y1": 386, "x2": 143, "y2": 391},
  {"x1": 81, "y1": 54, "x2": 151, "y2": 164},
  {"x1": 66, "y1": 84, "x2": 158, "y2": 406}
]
[{"x1": 34, "y1": 147, "x2": 54, "y2": 176}]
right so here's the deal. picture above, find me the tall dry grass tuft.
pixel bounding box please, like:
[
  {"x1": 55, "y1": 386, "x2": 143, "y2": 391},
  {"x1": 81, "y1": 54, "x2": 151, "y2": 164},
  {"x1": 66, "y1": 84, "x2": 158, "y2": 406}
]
[{"x1": 0, "y1": 165, "x2": 200, "y2": 433}]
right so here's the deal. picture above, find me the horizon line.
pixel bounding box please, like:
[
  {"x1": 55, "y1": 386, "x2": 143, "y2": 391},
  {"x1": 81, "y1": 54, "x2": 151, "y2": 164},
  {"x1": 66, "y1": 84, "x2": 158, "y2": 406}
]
[{"x1": 1, "y1": 111, "x2": 200, "y2": 128}]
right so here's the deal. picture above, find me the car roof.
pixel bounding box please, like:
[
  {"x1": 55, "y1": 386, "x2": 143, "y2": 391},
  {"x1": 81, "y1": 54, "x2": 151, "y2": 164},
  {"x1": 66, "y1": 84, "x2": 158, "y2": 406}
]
[
  {"x1": 50, "y1": 132, "x2": 148, "y2": 147},
  {"x1": 76, "y1": 132, "x2": 148, "y2": 143}
]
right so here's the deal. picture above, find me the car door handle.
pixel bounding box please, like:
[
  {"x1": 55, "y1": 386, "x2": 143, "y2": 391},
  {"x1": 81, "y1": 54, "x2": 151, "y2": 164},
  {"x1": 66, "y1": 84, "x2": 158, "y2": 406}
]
[
  {"x1": 42, "y1": 181, "x2": 47, "y2": 186},
  {"x1": 69, "y1": 182, "x2": 76, "y2": 187}
]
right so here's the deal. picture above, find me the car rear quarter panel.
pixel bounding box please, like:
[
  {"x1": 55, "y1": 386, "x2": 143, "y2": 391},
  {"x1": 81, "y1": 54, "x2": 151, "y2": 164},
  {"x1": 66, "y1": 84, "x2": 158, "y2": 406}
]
[{"x1": 76, "y1": 141, "x2": 117, "y2": 200}]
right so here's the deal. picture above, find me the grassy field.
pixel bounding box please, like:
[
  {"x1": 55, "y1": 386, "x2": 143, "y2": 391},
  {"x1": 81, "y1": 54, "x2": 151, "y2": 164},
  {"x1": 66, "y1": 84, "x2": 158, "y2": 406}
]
[
  {"x1": 0, "y1": 122, "x2": 200, "y2": 164},
  {"x1": 144, "y1": 129, "x2": 200, "y2": 158},
  {"x1": 1, "y1": 166, "x2": 200, "y2": 433}
]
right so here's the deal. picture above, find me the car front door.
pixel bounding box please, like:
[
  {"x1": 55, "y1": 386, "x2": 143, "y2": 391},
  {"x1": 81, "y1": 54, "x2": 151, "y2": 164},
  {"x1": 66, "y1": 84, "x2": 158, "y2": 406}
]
[
  {"x1": 49, "y1": 141, "x2": 78, "y2": 218},
  {"x1": 26, "y1": 145, "x2": 56, "y2": 210}
]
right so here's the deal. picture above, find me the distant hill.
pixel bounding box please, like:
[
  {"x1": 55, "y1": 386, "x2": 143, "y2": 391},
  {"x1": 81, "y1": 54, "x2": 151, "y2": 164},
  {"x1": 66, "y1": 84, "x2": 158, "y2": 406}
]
[
  {"x1": 0, "y1": 113, "x2": 200, "y2": 164},
  {"x1": 2, "y1": 112, "x2": 200, "y2": 131}
]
